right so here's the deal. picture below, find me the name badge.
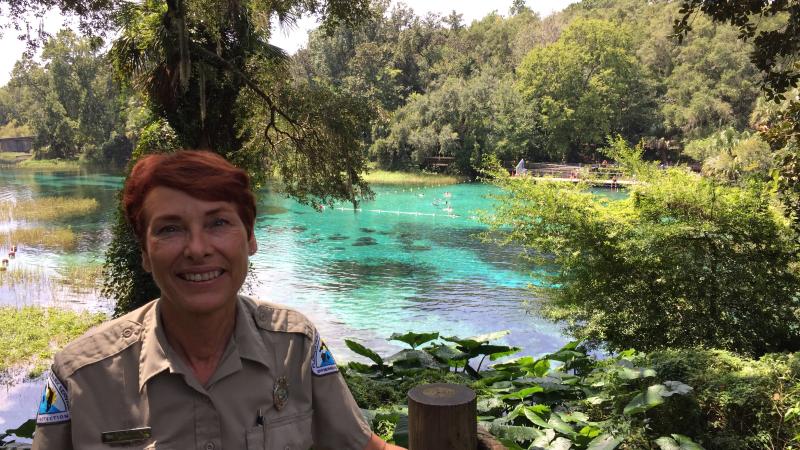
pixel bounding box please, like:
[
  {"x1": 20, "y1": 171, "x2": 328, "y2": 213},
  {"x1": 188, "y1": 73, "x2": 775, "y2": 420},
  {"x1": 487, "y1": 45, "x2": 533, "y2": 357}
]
[{"x1": 101, "y1": 427, "x2": 152, "y2": 445}]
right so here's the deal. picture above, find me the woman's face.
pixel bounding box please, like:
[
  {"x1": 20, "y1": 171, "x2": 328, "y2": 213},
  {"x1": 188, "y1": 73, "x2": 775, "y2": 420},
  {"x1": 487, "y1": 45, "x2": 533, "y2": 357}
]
[{"x1": 140, "y1": 186, "x2": 257, "y2": 317}]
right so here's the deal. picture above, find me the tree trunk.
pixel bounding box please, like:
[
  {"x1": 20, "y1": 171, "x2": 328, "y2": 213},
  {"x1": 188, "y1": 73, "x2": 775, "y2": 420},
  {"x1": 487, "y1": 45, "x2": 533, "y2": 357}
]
[{"x1": 408, "y1": 383, "x2": 477, "y2": 450}]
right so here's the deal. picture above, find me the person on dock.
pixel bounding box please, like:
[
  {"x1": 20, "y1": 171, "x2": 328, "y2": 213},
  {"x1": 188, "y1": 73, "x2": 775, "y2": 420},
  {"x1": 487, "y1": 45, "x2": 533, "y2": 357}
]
[{"x1": 31, "y1": 150, "x2": 403, "y2": 450}]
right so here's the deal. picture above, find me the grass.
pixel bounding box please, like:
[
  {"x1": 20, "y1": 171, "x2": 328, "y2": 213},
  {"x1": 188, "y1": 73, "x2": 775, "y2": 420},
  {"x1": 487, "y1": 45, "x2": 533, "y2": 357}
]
[
  {"x1": 0, "y1": 152, "x2": 32, "y2": 164},
  {"x1": 0, "y1": 306, "x2": 106, "y2": 378},
  {"x1": 16, "y1": 158, "x2": 81, "y2": 170},
  {"x1": 0, "y1": 197, "x2": 99, "y2": 222},
  {"x1": 3, "y1": 227, "x2": 77, "y2": 250},
  {"x1": 362, "y1": 170, "x2": 464, "y2": 186},
  {"x1": 57, "y1": 260, "x2": 103, "y2": 293}
]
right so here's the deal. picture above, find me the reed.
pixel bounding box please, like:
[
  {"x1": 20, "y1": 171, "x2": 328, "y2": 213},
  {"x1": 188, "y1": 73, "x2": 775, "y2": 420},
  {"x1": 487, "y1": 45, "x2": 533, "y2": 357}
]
[
  {"x1": 0, "y1": 266, "x2": 45, "y2": 289},
  {"x1": 362, "y1": 170, "x2": 464, "y2": 186},
  {"x1": 0, "y1": 306, "x2": 106, "y2": 376},
  {"x1": 57, "y1": 260, "x2": 104, "y2": 293},
  {"x1": 3, "y1": 227, "x2": 77, "y2": 250},
  {"x1": 0, "y1": 197, "x2": 98, "y2": 222}
]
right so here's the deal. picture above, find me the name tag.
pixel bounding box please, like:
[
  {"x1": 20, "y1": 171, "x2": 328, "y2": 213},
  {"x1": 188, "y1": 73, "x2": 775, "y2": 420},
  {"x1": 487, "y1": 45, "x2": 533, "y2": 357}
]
[{"x1": 101, "y1": 427, "x2": 152, "y2": 445}]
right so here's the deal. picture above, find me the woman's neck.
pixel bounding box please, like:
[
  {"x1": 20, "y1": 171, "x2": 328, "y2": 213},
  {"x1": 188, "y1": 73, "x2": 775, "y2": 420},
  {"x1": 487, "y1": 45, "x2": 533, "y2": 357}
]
[{"x1": 160, "y1": 301, "x2": 237, "y2": 386}]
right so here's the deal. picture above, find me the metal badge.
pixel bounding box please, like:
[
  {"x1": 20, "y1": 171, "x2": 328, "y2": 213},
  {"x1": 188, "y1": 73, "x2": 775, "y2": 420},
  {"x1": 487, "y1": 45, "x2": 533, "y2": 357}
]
[
  {"x1": 273, "y1": 376, "x2": 289, "y2": 411},
  {"x1": 101, "y1": 427, "x2": 152, "y2": 445}
]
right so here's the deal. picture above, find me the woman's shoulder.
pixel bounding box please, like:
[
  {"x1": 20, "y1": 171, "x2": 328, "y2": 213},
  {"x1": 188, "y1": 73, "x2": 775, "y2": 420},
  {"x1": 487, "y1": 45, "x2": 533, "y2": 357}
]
[
  {"x1": 52, "y1": 301, "x2": 156, "y2": 379},
  {"x1": 239, "y1": 295, "x2": 315, "y2": 340}
]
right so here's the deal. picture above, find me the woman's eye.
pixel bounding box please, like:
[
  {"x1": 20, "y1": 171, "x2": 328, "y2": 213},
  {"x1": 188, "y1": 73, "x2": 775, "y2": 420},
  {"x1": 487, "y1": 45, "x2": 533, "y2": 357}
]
[
  {"x1": 156, "y1": 225, "x2": 179, "y2": 235},
  {"x1": 211, "y1": 218, "x2": 230, "y2": 227}
]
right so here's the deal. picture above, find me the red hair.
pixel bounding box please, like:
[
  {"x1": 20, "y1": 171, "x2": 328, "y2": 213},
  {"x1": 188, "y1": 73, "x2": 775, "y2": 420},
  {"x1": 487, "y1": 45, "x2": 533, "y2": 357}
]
[{"x1": 123, "y1": 150, "x2": 256, "y2": 242}]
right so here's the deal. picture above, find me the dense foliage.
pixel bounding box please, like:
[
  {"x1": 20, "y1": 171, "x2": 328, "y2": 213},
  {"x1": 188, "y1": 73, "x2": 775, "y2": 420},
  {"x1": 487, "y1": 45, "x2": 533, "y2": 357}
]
[
  {"x1": 342, "y1": 331, "x2": 800, "y2": 449},
  {"x1": 482, "y1": 139, "x2": 800, "y2": 356}
]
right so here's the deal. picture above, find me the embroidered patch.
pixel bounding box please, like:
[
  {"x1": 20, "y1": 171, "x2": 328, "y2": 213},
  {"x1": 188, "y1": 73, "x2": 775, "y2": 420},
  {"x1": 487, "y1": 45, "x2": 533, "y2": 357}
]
[
  {"x1": 36, "y1": 371, "x2": 70, "y2": 424},
  {"x1": 311, "y1": 332, "x2": 338, "y2": 376}
]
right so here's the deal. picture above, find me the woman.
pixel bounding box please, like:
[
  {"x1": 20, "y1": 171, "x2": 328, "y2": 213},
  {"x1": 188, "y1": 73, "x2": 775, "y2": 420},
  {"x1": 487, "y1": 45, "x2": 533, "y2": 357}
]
[{"x1": 32, "y1": 150, "x2": 403, "y2": 450}]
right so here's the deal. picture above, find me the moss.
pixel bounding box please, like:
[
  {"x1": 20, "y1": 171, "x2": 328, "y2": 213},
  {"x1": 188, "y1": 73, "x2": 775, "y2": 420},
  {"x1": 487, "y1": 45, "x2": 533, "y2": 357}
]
[
  {"x1": 0, "y1": 306, "x2": 106, "y2": 377},
  {"x1": 0, "y1": 197, "x2": 99, "y2": 222}
]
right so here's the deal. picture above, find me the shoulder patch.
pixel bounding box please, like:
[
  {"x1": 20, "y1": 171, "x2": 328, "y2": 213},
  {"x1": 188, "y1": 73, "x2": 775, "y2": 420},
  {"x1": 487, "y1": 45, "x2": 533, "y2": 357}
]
[
  {"x1": 311, "y1": 331, "x2": 339, "y2": 376},
  {"x1": 36, "y1": 371, "x2": 70, "y2": 425}
]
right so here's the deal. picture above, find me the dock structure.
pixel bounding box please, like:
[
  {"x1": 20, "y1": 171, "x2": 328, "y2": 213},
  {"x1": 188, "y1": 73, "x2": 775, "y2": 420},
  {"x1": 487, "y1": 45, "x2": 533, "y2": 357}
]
[{"x1": 516, "y1": 162, "x2": 633, "y2": 188}]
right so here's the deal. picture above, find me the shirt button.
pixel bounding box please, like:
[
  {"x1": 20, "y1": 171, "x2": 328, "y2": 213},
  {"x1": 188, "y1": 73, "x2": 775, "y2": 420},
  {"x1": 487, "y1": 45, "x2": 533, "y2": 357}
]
[
  {"x1": 122, "y1": 328, "x2": 133, "y2": 338},
  {"x1": 205, "y1": 442, "x2": 215, "y2": 450}
]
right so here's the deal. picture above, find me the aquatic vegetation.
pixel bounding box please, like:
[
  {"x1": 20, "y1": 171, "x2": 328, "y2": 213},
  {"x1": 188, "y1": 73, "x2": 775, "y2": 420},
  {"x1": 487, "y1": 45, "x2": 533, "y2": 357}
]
[
  {"x1": 363, "y1": 170, "x2": 463, "y2": 186},
  {"x1": 0, "y1": 196, "x2": 98, "y2": 222},
  {"x1": 15, "y1": 159, "x2": 81, "y2": 170},
  {"x1": 57, "y1": 260, "x2": 103, "y2": 293},
  {"x1": 0, "y1": 266, "x2": 45, "y2": 289},
  {"x1": 4, "y1": 227, "x2": 77, "y2": 250},
  {"x1": 0, "y1": 306, "x2": 106, "y2": 377}
]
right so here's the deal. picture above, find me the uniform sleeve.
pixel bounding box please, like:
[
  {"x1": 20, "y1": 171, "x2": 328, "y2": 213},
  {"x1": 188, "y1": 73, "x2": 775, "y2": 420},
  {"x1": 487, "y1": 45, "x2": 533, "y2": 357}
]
[
  {"x1": 309, "y1": 330, "x2": 372, "y2": 450},
  {"x1": 31, "y1": 367, "x2": 73, "y2": 450}
]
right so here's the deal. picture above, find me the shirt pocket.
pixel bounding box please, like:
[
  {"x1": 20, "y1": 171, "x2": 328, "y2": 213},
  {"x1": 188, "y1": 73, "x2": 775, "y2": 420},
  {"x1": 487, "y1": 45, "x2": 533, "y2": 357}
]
[{"x1": 265, "y1": 409, "x2": 313, "y2": 450}]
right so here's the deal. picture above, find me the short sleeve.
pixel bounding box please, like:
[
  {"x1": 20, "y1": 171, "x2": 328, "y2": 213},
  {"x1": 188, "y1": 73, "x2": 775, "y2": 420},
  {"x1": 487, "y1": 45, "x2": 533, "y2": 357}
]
[
  {"x1": 309, "y1": 330, "x2": 372, "y2": 450},
  {"x1": 31, "y1": 368, "x2": 73, "y2": 450}
]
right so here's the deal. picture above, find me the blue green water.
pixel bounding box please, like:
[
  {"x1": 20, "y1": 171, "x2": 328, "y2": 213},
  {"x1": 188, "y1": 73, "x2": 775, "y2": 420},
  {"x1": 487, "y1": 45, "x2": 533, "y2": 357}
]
[
  {"x1": 1, "y1": 169, "x2": 585, "y2": 428},
  {"x1": 0, "y1": 169, "x2": 569, "y2": 358}
]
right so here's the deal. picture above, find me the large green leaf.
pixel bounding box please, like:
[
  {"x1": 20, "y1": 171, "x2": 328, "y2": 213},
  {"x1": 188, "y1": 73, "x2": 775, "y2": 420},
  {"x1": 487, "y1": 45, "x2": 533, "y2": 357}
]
[
  {"x1": 392, "y1": 413, "x2": 409, "y2": 448},
  {"x1": 443, "y1": 330, "x2": 511, "y2": 351},
  {"x1": 624, "y1": 384, "x2": 667, "y2": 415},
  {"x1": 586, "y1": 433, "x2": 622, "y2": 450},
  {"x1": 547, "y1": 437, "x2": 573, "y2": 450},
  {"x1": 531, "y1": 428, "x2": 556, "y2": 448},
  {"x1": 500, "y1": 385, "x2": 545, "y2": 400},
  {"x1": 547, "y1": 415, "x2": 577, "y2": 438},
  {"x1": 488, "y1": 422, "x2": 545, "y2": 443},
  {"x1": 522, "y1": 409, "x2": 551, "y2": 428},
  {"x1": 426, "y1": 344, "x2": 468, "y2": 362},
  {"x1": 654, "y1": 434, "x2": 704, "y2": 450},
  {"x1": 387, "y1": 349, "x2": 444, "y2": 370},
  {"x1": 344, "y1": 339, "x2": 383, "y2": 366},
  {"x1": 4, "y1": 419, "x2": 35, "y2": 439},
  {"x1": 389, "y1": 331, "x2": 439, "y2": 349}
]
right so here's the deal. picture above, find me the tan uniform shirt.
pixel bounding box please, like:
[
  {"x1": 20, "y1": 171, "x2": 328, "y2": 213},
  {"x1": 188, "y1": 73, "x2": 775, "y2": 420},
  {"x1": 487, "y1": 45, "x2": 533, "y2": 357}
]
[{"x1": 31, "y1": 295, "x2": 372, "y2": 450}]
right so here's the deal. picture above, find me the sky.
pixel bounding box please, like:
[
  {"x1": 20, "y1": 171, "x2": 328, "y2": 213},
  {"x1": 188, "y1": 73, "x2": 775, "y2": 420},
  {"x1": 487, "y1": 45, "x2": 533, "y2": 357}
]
[{"x1": 0, "y1": 0, "x2": 578, "y2": 86}]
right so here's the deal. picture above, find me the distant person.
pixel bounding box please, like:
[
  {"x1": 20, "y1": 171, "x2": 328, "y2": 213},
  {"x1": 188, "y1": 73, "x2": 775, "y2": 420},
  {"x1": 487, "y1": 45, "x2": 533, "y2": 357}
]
[{"x1": 31, "y1": 150, "x2": 403, "y2": 450}]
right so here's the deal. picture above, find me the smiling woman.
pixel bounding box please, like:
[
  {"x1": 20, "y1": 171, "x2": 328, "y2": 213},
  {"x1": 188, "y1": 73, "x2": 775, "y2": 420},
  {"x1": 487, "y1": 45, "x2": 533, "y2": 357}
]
[{"x1": 31, "y1": 150, "x2": 403, "y2": 450}]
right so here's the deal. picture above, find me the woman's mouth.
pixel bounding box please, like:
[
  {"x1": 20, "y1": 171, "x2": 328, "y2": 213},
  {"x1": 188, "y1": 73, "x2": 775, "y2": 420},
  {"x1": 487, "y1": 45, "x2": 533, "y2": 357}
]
[{"x1": 179, "y1": 270, "x2": 223, "y2": 282}]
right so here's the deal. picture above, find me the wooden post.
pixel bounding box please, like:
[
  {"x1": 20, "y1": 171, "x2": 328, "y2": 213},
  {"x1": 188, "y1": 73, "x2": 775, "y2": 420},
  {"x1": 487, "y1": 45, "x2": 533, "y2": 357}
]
[{"x1": 408, "y1": 383, "x2": 477, "y2": 450}]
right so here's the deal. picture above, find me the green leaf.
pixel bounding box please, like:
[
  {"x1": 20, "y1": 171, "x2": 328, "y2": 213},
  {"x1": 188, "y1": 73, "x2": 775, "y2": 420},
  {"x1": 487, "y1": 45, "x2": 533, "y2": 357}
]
[
  {"x1": 387, "y1": 349, "x2": 444, "y2": 370},
  {"x1": 662, "y1": 380, "x2": 693, "y2": 396},
  {"x1": 389, "y1": 331, "x2": 439, "y2": 349},
  {"x1": 392, "y1": 413, "x2": 409, "y2": 448},
  {"x1": 587, "y1": 433, "x2": 622, "y2": 450},
  {"x1": 345, "y1": 339, "x2": 383, "y2": 366},
  {"x1": 489, "y1": 346, "x2": 522, "y2": 360},
  {"x1": 547, "y1": 437, "x2": 573, "y2": 450},
  {"x1": 346, "y1": 361, "x2": 374, "y2": 373},
  {"x1": 4, "y1": 419, "x2": 36, "y2": 439},
  {"x1": 547, "y1": 415, "x2": 576, "y2": 438},
  {"x1": 500, "y1": 385, "x2": 545, "y2": 400},
  {"x1": 531, "y1": 428, "x2": 556, "y2": 448},
  {"x1": 523, "y1": 409, "x2": 551, "y2": 428},
  {"x1": 426, "y1": 344, "x2": 468, "y2": 362},
  {"x1": 488, "y1": 422, "x2": 545, "y2": 443},
  {"x1": 624, "y1": 384, "x2": 667, "y2": 415},
  {"x1": 654, "y1": 434, "x2": 704, "y2": 450}
]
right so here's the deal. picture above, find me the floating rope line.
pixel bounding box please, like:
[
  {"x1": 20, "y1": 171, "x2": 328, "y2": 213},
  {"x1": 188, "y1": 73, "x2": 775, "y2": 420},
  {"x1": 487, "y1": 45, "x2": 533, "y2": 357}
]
[{"x1": 333, "y1": 207, "x2": 459, "y2": 218}]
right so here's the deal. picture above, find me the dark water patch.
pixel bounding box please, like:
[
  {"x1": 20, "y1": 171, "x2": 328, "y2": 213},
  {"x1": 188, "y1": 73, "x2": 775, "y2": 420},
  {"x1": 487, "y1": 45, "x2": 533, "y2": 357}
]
[
  {"x1": 405, "y1": 244, "x2": 431, "y2": 252},
  {"x1": 291, "y1": 225, "x2": 308, "y2": 233},
  {"x1": 352, "y1": 237, "x2": 378, "y2": 246},
  {"x1": 328, "y1": 233, "x2": 349, "y2": 241},
  {"x1": 260, "y1": 205, "x2": 289, "y2": 216},
  {"x1": 325, "y1": 259, "x2": 438, "y2": 287},
  {"x1": 332, "y1": 247, "x2": 346, "y2": 252},
  {"x1": 360, "y1": 228, "x2": 376, "y2": 233}
]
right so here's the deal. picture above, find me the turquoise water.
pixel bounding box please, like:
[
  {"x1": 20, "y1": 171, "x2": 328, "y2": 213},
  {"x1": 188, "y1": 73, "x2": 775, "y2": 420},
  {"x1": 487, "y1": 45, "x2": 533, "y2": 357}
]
[
  {"x1": 0, "y1": 169, "x2": 568, "y2": 357},
  {"x1": 0, "y1": 169, "x2": 578, "y2": 428}
]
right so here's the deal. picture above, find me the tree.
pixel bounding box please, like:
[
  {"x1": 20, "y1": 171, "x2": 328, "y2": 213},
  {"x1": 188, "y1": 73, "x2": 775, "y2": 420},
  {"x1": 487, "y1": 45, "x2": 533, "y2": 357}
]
[
  {"x1": 482, "y1": 137, "x2": 800, "y2": 356},
  {"x1": 516, "y1": 19, "x2": 658, "y2": 161},
  {"x1": 2, "y1": 29, "x2": 125, "y2": 160},
  {"x1": 673, "y1": 0, "x2": 800, "y2": 102},
  {"x1": 3, "y1": 0, "x2": 375, "y2": 314}
]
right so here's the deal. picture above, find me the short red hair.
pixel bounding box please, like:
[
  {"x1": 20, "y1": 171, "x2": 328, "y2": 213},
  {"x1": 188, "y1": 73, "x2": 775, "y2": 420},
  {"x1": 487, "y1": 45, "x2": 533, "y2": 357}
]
[{"x1": 123, "y1": 150, "x2": 257, "y2": 242}]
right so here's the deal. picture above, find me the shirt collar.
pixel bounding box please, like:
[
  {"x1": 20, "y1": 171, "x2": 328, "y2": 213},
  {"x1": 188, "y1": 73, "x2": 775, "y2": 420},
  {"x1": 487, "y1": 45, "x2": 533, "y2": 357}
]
[{"x1": 138, "y1": 297, "x2": 273, "y2": 392}]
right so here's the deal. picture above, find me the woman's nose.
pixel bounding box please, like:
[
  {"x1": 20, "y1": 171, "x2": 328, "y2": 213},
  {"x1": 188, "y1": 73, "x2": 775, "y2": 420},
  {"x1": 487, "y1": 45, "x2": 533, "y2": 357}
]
[{"x1": 183, "y1": 230, "x2": 212, "y2": 259}]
